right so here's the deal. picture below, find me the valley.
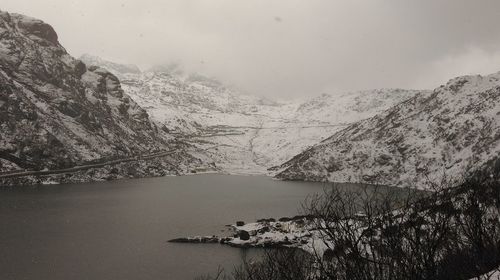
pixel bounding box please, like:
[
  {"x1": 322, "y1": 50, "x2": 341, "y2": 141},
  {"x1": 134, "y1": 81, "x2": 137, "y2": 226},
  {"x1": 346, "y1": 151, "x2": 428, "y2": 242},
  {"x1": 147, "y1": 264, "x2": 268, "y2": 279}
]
[
  {"x1": 1, "y1": 8, "x2": 500, "y2": 280},
  {"x1": 80, "y1": 54, "x2": 420, "y2": 175}
]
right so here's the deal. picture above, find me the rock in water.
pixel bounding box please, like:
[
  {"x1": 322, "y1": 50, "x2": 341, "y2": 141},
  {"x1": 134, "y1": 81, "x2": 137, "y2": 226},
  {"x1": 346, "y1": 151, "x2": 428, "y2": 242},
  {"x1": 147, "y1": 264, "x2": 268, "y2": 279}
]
[
  {"x1": 236, "y1": 221, "x2": 245, "y2": 226},
  {"x1": 238, "y1": 230, "x2": 250, "y2": 241}
]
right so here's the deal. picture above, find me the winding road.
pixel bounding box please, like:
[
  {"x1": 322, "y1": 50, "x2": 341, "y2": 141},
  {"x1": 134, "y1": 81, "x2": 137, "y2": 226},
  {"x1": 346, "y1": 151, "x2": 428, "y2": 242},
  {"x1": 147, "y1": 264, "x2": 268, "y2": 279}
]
[{"x1": 0, "y1": 150, "x2": 176, "y2": 179}]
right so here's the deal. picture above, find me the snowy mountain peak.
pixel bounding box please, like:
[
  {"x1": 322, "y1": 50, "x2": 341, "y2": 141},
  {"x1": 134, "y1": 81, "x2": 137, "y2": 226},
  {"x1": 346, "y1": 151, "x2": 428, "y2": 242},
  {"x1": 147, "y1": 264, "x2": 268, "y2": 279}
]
[
  {"x1": 79, "y1": 54, "x2": 141, "y2": 76},
  {"x1": 146, "y1": 63, "x2": 184, "y2": 76}
]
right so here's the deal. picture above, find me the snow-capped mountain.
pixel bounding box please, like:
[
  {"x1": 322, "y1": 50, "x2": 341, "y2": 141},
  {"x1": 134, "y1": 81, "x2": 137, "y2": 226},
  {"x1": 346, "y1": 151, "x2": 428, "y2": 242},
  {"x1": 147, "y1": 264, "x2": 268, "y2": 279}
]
[
  {"x1": 275, "y1": 72, "x2": 500, "y2": 189},
  {"x1": 79, "y1": 54, "x2": 141, "y2": 76},
  {"x1": 0, "y1": 12, "x2": 212, "y2": 186},
  {"x1": 6, "y1": 12, "x2": 497, "y2": 190},
  {"x1": 81, "y1": 55, "x2": 420, "y2": 174}
]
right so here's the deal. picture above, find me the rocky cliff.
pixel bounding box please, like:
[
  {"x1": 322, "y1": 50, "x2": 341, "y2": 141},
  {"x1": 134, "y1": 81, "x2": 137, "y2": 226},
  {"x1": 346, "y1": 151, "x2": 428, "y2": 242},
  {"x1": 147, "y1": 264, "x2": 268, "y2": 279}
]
[{"x1": 0, "y1": 11, "x2": 213, "y2": 186}]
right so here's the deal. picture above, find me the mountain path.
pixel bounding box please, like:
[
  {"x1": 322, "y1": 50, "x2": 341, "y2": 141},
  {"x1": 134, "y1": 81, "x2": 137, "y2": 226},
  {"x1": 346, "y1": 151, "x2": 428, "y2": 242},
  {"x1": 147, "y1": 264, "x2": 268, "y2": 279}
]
[{"x1": 0, "y1": 150, "x2": 176, "y2": 179}]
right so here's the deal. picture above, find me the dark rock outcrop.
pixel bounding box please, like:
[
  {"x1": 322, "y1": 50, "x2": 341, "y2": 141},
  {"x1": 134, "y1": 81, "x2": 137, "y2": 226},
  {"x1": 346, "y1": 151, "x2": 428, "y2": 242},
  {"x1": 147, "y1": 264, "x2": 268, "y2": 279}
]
[
  {"x1": 236, "y1": 221, "x2": 245, "y2": 226},
  {"x1": 238, "y1": 230, "x2": 250, "y2": 241},
  {"x1": 0, "y1": 10, "x2": 163, "y2": 171}
]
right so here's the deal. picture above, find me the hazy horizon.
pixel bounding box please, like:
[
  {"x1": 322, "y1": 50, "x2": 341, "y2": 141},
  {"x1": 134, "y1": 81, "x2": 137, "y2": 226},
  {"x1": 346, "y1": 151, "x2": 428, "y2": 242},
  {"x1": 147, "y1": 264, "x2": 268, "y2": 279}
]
[{"x1": 3, "y1": 0, "x2": 500, "y2": 98}]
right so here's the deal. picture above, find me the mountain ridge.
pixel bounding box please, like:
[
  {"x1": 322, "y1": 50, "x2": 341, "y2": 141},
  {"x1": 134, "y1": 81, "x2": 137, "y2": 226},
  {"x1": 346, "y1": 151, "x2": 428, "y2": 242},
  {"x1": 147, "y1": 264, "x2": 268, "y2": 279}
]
[
  {"x1": 275, "y1": 71, "x2": 500, "y2": 189},
  {"x1": 80, "y1": 54, "x2": 421, "y2": 174}
]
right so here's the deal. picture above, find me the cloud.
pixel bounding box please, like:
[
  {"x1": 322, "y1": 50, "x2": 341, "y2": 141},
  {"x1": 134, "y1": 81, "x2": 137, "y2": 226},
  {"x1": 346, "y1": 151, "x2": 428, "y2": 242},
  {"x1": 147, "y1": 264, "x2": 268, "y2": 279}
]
[
  {"x1": 412, "y1": 47, "x2": 500, "y2": 89},
  {"x1": 2, "y1": 0, "x2": 500, "y2": 98}
]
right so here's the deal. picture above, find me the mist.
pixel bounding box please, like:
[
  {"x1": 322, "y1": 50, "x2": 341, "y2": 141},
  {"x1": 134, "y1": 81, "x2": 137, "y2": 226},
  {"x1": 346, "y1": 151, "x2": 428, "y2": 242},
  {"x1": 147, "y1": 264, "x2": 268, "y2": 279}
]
[{"x1": 3, "y1": 0, "x2": 500, "y2": 98}]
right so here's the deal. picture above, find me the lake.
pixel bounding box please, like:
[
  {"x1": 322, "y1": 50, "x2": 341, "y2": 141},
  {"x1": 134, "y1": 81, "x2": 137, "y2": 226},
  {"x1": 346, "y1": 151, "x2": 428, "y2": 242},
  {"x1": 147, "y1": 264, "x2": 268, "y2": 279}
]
[{"x1": 0, "y1": 174, "x2": 407, "y2": 280}]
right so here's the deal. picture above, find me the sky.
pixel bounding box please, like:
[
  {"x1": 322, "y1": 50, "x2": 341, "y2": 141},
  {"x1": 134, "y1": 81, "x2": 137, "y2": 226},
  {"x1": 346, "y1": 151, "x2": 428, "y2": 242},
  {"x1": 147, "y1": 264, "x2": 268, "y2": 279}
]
[{"x1": 3, "y1": 0, "x2": 500, "y2": 98}]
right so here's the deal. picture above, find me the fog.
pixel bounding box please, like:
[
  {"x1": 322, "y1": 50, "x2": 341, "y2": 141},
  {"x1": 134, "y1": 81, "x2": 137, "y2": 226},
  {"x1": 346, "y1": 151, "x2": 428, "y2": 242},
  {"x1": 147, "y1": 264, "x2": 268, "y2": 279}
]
[{"x1": 3, "y1": 0, "x2": 500, "y2": 98}]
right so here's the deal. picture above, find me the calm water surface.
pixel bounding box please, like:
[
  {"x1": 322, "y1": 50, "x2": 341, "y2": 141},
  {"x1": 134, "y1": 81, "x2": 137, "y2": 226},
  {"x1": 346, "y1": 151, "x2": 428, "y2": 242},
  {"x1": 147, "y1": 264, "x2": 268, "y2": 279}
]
[{"x1": 0, "y1": 174, "x2": 404, "y2": 280}]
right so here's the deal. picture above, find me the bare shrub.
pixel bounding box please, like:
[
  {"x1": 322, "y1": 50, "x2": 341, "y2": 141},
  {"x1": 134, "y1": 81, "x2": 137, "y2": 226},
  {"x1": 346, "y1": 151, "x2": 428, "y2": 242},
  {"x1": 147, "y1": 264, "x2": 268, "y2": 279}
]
[{"x1": 200, "y1": 160, "x2": 500, "y2": 280}]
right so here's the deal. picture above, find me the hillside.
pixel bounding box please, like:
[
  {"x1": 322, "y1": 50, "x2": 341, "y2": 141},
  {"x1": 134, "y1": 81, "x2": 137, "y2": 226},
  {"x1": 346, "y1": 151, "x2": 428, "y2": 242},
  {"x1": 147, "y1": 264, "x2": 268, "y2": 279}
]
[
  {"x1": 275, "y1": 72, "x2": 500, "y2": 189},
  {"x1": 0, "y1": 11, "x2": 213, "y2": 186}
]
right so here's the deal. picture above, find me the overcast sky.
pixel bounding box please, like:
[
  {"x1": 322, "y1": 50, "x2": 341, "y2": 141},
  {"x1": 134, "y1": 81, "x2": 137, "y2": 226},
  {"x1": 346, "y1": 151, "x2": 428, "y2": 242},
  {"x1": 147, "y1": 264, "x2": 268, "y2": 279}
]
[{"x1": 3, "y1": 0, "x2": 500, "y2": 98}]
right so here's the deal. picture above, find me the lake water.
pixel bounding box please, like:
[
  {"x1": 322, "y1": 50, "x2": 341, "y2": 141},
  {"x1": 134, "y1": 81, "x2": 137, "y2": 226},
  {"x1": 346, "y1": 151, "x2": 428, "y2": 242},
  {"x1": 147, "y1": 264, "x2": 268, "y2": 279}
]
[{"x1": 0, "y1": 174, "x2": 407, "y2": 280}]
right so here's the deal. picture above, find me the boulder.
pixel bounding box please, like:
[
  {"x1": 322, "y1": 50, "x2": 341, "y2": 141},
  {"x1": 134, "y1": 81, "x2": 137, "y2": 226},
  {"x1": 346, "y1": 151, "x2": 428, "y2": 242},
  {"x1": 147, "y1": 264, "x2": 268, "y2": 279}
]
[
  {"x1": 256, "y1": 218, "x2": 276, "y2": 223},
  {"x1": 15, "y1": 15, "x2": 59, "y2": 45},
  {"x1": 236, "y1": 221, "x2": 245, "y2": 226},
  {"x1": 238, "y1": 230, "x2": 250, "y2": 241},
  {"x1": 257, "y1": 226, "x2": 270, "y2": 234}
]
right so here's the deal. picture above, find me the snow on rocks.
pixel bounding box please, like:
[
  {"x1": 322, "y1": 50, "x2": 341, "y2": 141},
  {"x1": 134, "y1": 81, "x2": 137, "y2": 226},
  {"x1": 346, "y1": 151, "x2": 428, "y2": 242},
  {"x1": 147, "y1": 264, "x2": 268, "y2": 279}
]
[
  {"x1": 169, "y1": 216, "x2": 323, "y2": 252},
  {"x1": 0, "y1": 11, "x2": 216, "y2": 186},
  {"x1": 276, "y1": 71, "x2": 500, "y2": 190}
]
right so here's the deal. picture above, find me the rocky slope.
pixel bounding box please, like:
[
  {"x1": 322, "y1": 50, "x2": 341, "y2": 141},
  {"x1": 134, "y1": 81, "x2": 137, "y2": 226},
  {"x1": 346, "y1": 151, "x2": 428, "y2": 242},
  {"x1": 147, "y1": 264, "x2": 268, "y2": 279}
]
[
  {"x1": 0, "y1": 11, "x2": 213, "y2": 186},
  {"x1": 80, "y1": 55, "x2": 420, "y2": 174},
  {"x1": 275, "y1": 72, "x2": 500, "y2": 189}
]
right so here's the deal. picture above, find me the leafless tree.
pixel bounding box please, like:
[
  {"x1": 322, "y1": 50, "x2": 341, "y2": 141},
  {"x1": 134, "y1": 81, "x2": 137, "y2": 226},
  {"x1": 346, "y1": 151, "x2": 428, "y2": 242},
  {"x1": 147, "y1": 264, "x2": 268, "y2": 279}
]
[{"x1": 200, "y1": 160, "x2": 500, "y2": 280}]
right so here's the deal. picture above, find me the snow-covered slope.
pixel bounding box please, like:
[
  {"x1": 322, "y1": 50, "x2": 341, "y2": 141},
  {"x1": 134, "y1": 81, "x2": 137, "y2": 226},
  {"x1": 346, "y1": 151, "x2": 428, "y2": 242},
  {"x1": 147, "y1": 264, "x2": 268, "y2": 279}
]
[
  {"x1": 81, "y1": 55, "x2": 419, "y2": 174},
  {"x1": 276, "y1": 72, "x2": 500, "y2": 189},
  {"x1": 79, "y1": 54, "x2": 141, "y2": 76},
  {"x1": 250, "y1": 89, "x2": 422, "y2": 170},
  {"x1": 0, "y1": 12, "x2": 212, "y2": 186}
]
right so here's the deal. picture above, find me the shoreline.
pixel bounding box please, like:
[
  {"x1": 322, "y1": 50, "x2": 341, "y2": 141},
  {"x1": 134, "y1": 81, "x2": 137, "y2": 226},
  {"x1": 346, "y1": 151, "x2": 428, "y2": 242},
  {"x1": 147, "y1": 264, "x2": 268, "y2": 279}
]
[
  {"x1": 0, "y1": 171, "x2": 280, "y2": 188},
  {"x1": 169, "y1": 215, "x2": 327, "y2": 255}
]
